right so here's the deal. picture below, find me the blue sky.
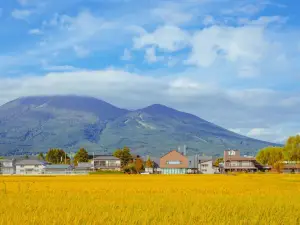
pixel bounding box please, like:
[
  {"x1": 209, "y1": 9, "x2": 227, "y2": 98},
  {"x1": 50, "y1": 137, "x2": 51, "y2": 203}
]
[{"x1": 0, "y1": 0, "x2": 300, "y2": 143}]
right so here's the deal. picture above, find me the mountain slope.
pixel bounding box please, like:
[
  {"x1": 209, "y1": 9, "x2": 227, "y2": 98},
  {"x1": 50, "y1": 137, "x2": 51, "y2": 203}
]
[
  {"x1": 0, "y1": 96, "x2": 278, "y2": 156},
  {"x1": 100, "y1": 104, "x2": 277, "y2": 156}
]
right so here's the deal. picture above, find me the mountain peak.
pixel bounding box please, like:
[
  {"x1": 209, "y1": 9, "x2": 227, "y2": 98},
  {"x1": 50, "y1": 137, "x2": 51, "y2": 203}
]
[
  {"x1": 139, "y1": 103, "x2": 200, "y2": 120},
  {"x1": 4, "y1": 95, "x2": 129, "y2": 121}
]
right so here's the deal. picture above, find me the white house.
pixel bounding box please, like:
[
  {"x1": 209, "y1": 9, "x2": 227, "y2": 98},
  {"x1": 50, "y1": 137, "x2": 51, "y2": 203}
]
[
  {"x1": 16, "y1": 160, "x2": 48, "y2": 175},
  {"x1": 0, "y1": 159, "x2": 16, "y2": 175},
  {"x1": 198, "y1": 160, "x2": 219, "y2": 174}
]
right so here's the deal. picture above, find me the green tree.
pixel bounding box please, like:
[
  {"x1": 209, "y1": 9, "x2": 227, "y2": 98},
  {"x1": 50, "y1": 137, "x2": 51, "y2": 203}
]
[
  {"x1": 73, "y1": 148, "x2": 89, "y2": 166},
  {"x1": 38, "y1": 153, "x2": 45, "y2": 161},
  {"x1": 24, "y1": 155, "x2": 29, "y2": 159},
  {"x1": 284, "y1": 135, "x2": 300, "y2": 162},
  {"x1": 113, "y1": 146, "x2": 132, "y2": 169},
  {"x1": 46, "y1": 149, "x2": 69, "y2": 164},
  {"x1": 256, "y1": 146, "x2": 284, "y2": 172}
]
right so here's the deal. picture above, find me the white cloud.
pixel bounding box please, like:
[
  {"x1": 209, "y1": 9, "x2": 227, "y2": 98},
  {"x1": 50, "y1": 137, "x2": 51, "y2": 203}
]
[
  {"x1": 185, "y1": 22, "x2": 274, "y2": 74},
  {"x1": 11, "y1": 9, "x2": 33, "y2": 20},
  {"x1": 247, "y1": 128, "x2": 273, "y2": 137},
  {"x1": 28, "y1": 29, "x2": 42, "y2": 35},
  {"x1": 121, "y1": 49, "x2": 132, "y2": 61},
  {"x1": 0, "y1": 69, "x2": 299, "y2": 145},
  {"x1": 133, "y1": 25, "x2": 190, "y2": 52}
]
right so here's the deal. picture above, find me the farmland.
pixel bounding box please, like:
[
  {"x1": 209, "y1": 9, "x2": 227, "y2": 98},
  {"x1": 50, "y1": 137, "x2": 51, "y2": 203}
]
[{"x1": 0, "y1": 175, "x2": 300, "y2": 225}]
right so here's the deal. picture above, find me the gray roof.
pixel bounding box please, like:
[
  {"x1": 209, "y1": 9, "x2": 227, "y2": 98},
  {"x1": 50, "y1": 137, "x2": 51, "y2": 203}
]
[
  {"x1": 76, "y1": 163, "x2": 92, "y2": 168},
  {"x1": 45, "y1": 164, "x2": 72, "y2": 169},
  {"x1": 94, "y1": 155, "x2": 119, "y2": 160},
  {"x1": 0, "y1": 159, "x2": 14, "y2": 162},
  {"x1": 16, "y1": 159, "x2": 48, "y2": 165}
]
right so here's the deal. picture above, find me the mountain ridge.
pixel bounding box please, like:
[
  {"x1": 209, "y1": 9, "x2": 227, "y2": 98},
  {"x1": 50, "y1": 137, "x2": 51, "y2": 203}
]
[{"x1": 0, "y1": 95, "x2": 279, "y2": 156}]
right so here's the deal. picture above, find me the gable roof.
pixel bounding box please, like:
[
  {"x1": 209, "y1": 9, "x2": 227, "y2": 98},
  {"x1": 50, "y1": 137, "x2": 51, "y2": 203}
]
[
  {"x1": 94, "y1": 155, "x2": 119, "y2": 160},
  {"x1": 160, "y1": 150, "x2": 185, "y2": 159},
  {"x1": 16, "y1": 160, "x2": 48, "y2": 165},
  {"x1": 76, "y1": 163, "x2": 92, "y2": 169},
  {"x1": 45, "y1": 164, "x2": 73, "y2": 169}
]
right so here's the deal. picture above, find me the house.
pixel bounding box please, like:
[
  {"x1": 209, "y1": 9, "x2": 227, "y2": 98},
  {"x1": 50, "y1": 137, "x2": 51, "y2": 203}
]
[
  {"x1": 199, "y1": 159, "x2": 219, "y2": 174},
  {"x1": 223, "y1": 150, "x2": 259, "y2": 173},
  {"x1": 44, "y1": 164, "x2": 73, "y2": 174},
  {"x1": 187, "y1": 155, "x2": 219, "y2": 174},
  {"x1": 16, "y1": 160, "x2": 48, "y2": 175},
  {"x1": 92, "y1": 155, "x2": 121, "y2": 171},
  {"x1": 160, "y1": 150, "x2": 188, "y2": 174},
  {"x1": 0, "y1": 159, "x2": 16, "y2": 175},
  {"x1": 281, "y1": 161, "x2": 300, "y2": 173},
  {"x1": 74, "y1": 163, "x2": 93, "y2": 174}
]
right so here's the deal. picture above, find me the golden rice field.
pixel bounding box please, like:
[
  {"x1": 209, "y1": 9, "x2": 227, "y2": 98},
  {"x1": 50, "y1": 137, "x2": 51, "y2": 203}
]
[{"x1": 1, "y1": 174, "x2": 300, "y2": 225}]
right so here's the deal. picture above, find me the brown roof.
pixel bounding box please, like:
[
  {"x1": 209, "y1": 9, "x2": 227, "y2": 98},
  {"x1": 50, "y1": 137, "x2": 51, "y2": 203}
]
[{"x1": 224, "y1": 157, "x2": 256, "y2": 161}]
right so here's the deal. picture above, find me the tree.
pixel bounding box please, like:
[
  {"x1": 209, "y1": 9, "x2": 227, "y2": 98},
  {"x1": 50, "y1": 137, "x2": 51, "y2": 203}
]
[
  {"x1": 24, "y1": 155, "x2": 29, "y2": 159},
  {"x1": 213, "y1": 158, "x2": 223, "y2": 167},
  {"x1": 135, "y1": 156, "x2": 144, "y2": 173},
  {"x1": 124, "y1": 163, "x2": 136, "y2": 174},
  {"x1": 46, "y1": 149, "x2": 69, "y2": 164},
  {"x1": 113, "y1": 146, "x2": 132, "y2": 169},
  {"x1": 38, "y1": 153, "x2": 45, "y2": 161},
  {"x1": 73, "y1": 148, "x2": 89, "y2": 166},
  {"x1": 273, "y1": 162, "x2": 284, "y2": 173},
  {"x1": 145, "y1": 156, "x2": 153, "y2": 168},
  {"x1": 256, "y1": 146, "x2": 285, "y2": 172},
  {"x1": 284, "y1": 135, "x2": 300, "y2": 162}
]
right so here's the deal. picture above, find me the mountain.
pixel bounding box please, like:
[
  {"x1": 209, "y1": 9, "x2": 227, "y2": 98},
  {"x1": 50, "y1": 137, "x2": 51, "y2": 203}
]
[{"x1": 0, "y1": 95, "x2": 278, "y2": 156}]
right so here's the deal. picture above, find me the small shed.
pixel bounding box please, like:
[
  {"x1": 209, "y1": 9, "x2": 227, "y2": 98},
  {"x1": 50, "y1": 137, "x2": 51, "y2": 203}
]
[
  {"x1": 74, "y1": 163, "x2": 93, "y2": 174},
  {"x1": 44, "y1": 164, "x2": 74, "y2": 174}
]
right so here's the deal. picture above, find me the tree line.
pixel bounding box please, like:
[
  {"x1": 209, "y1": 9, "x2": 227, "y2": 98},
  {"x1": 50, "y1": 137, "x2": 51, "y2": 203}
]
[
  {"x1": 35, "y1": 146, "x2": 154, "y2": 173},
  {"x1": 37, "y1": 148, "x2": 89, "y2": 165},
  {"x1": 256, "y1": 135, "x2": 300, "y2": 172}
]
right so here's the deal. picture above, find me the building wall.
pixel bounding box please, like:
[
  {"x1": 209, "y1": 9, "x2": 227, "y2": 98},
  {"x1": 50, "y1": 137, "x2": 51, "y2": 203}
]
[
  {"x1": 0, "y1": 167, "x2": 14, "y2": 175},
  {"x1": 44, "y1": 169, "x2": 72, "y2": 174},
  {"x1": 0, "y1": 161, "x2": 16, "y2": 174},
  {"x1": 198, "y1": 160, "x2": 217, "y2": 174},
  {"x1": 160, "y1": 150, "x2": 188, "y2": 169},
  {"x1": 161, "y1": 168, "x2": 187, "y2": 174},
  {"x1": 226, "y1": 160, "x2": 255, "y2": 168},
  {"x1": 16, "y1": 165, "x2": 45, "y2": 174},
  {"x1": 93, "y1": 159, "x2": 121, "y2": 170}
]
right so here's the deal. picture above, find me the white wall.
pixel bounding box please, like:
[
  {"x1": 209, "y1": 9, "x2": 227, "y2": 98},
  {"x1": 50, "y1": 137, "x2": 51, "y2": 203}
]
[
  {"x1": 198, "y1": 160, "x2": 217, "y2": 174},
  {"x1": 16, "y1": 165, "x2": 45, "y2": 174}
]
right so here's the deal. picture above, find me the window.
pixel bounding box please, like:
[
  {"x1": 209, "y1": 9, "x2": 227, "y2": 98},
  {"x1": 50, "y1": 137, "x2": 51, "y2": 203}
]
[{"x1": 166, "y1": 161, "x2": 181, "y2": 165}]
